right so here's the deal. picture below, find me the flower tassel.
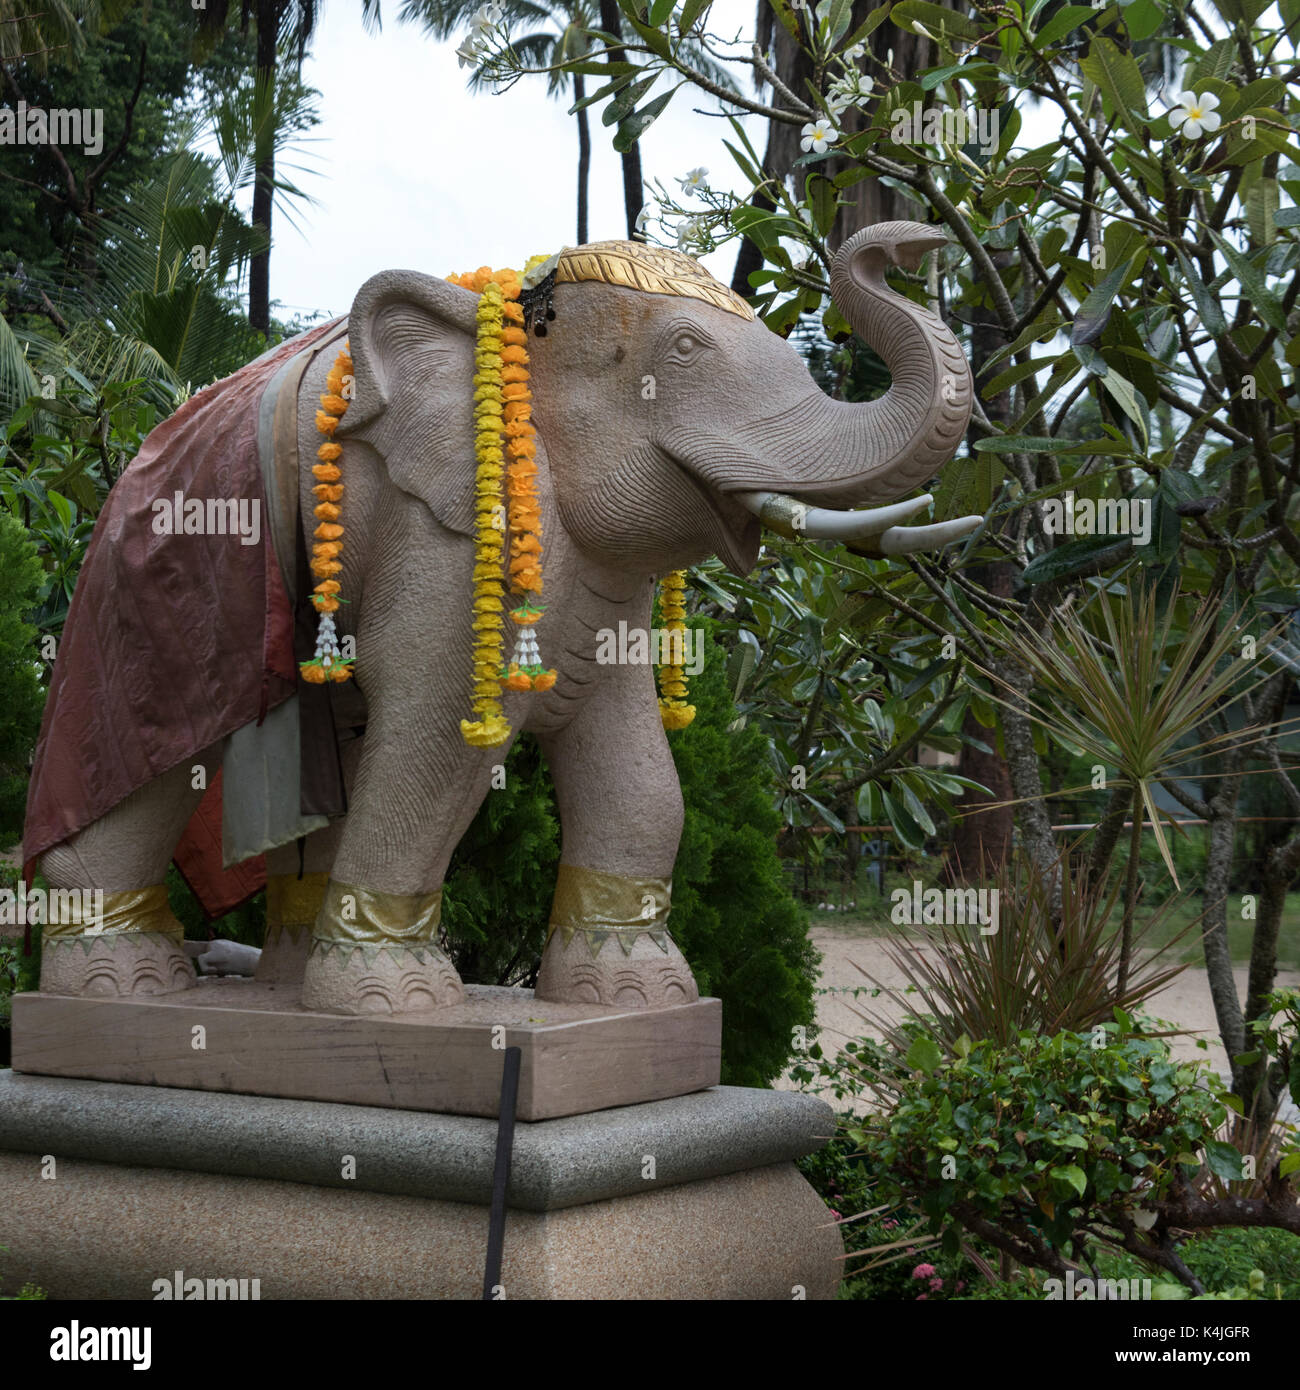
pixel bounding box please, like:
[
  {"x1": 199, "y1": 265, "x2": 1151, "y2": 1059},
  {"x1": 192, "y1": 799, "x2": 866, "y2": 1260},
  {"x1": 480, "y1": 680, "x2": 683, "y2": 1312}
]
[
  {"x1": 301, "y1": 346, "x2": 356, "y2": 685},
  {"x1": 656, "y1": 569, "x2": 695, "y2": 730}
]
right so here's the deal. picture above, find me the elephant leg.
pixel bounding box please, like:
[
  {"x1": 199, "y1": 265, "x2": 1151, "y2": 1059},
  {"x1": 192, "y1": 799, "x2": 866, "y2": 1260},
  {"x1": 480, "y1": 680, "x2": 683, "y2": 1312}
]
[
  {"x1": 534, "y1": 665, "x2": 699, "y2": 1008},
  {"x1": 257, "y1": 732, "x2": 365, "y2": 986},
  {"x1": 36, "y1": 746, "x2": 223, "y2": 999},
  {"x1": 298, "y1": 715, "x2": 509, "y2": 1016}
]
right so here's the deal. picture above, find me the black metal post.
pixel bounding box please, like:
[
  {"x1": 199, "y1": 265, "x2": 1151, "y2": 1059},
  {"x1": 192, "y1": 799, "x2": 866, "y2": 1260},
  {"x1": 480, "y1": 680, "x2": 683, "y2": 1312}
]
[{"x1": 482, "y1": 1045, "x2": 522, "y2": 1299}]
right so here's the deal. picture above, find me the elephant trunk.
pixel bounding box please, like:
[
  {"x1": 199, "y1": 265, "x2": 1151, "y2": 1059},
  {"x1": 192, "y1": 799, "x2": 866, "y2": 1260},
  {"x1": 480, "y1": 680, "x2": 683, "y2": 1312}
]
[{"x1": 731, "y1": 222, "x2": 974, "y2": 520}]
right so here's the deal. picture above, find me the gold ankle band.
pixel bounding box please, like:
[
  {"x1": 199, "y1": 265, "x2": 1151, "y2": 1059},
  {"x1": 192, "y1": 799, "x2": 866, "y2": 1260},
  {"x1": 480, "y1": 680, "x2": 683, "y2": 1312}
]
[{"x1": 547, "y1": 863, "x2": 672, "y2": 956}]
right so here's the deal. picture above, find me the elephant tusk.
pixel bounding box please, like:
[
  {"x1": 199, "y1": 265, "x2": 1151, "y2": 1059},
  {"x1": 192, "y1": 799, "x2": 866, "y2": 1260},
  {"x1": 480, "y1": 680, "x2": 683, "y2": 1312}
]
[
  {"x1": 852, "y1": 515, "x2": 984, "y2": 556},
  {"x1": 735, "y1": 490, "x2": 934, "y2": 541}
]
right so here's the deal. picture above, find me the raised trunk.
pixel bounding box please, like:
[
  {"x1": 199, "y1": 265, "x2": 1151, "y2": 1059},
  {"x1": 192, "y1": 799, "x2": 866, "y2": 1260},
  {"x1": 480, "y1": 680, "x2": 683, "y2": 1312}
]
[{"x1": 727, "y1": 224, "x2": 973, "y2": 509}]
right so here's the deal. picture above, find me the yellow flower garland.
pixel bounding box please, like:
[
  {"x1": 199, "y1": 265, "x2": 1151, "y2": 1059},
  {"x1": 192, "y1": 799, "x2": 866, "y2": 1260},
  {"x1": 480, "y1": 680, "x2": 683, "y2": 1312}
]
[
  {"x1": 301, "y1": 345, "x2": 355, "y2": 684},
  {"x1": 449, "y1": 261, "x2": 558, "y2": 747},
  {"x1": 449, "y1": 259, "x2": 692, "y2": 741},
  {"x1": 656, "y1": 569, "x2": 695, "y2": 729}
]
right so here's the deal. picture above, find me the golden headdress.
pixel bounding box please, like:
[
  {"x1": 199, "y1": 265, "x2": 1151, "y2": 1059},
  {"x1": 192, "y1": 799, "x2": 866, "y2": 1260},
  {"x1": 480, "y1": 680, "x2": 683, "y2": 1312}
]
[{"x1": 553, "y1": 241, "x2": 756, "y2": 321}]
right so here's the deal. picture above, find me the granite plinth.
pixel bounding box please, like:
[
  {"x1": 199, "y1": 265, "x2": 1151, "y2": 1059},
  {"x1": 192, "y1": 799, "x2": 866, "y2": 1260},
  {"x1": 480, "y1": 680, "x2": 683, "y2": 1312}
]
[{"x1": 0, "y1": 1071, "x2": 834, "y2": 1211}]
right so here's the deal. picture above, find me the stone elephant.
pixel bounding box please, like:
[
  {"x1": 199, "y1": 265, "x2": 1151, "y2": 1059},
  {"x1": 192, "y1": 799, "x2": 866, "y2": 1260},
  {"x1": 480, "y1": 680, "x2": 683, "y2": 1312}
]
[{"x1": 23, "y1": 223, "x2": 976, "y2": 1016}]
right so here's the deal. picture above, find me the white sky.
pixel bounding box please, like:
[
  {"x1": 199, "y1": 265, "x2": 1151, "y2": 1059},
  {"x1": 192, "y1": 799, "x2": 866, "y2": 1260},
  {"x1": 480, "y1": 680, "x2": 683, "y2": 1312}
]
[{"x1": 273, "y1": 0, "x2": 763, "y2": 320}]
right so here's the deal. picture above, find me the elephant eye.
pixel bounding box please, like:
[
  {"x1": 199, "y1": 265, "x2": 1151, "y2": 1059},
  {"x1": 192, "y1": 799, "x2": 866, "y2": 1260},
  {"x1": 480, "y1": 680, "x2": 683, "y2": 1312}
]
[{"x1": 673, "y1": 331, "x2": 706, "y2": 359}]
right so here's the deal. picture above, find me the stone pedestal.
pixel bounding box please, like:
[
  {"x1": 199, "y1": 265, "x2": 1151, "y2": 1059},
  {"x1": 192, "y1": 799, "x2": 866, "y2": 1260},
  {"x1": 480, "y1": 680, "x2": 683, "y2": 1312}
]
[
  {"x1": 0, "y1": 1071, "x2": 843, "y2": 1300},
  {"x1": 10, "y1": 983, "x2": 721, "y2": 1120}
]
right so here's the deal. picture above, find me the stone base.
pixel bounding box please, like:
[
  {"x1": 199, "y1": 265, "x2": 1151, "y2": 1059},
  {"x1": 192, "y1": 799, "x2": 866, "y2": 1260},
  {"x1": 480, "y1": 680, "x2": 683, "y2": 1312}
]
[
  {"x1": 10, "y1": 981, "x2": 721, "y2": 1121},
  {"x1": 0, "y1": 1074, "x2": 842, "y2": 1300}
]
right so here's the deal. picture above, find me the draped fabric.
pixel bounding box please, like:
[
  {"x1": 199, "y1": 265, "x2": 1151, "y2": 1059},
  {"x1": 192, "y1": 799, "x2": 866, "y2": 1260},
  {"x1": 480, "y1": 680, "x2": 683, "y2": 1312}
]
[{"x1": 22, "y1": 320, "x2": 346, "y2": 917}]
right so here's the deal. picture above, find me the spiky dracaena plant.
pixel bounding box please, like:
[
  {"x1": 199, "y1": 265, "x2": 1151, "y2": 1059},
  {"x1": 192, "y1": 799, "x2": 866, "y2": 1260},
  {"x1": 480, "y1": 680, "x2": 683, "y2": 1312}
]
[
  {"x1": 978, "y1": 584, "x2": 1289, "y2": 993},
  {"x1": 849, "y1": 846, "x2": 1193, "y2": 1059}
]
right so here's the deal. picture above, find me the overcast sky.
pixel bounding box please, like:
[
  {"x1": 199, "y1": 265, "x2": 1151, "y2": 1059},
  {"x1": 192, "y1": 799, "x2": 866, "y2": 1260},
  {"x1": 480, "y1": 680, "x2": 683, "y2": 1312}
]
[{"x1": 273, "y1": 0, "x2": 763, "y2": 321}]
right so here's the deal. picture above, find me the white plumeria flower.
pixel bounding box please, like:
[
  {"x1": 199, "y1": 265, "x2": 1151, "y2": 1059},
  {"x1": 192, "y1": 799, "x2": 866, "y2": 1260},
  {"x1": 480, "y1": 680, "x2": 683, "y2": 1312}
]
[
  {"x1": 676, "y1": 216, "x2": 706, "y2": 250},
  {"x1": 471, "y1": 2, "x2": 503, "y2": 35},
  {"x1": 800, "y1": 119, "x2": 834, "y2": 153},
  {"x1": 843, "y1": 41, "x2": 865, "y2": 62},
  {"x1": 635, "y1": 203, "x2": 653, "y2": 234},
  {"x1": 456, "y1": 37, "x2": 482, "y2": 67},
  {"x1": 1168, "y1": 90, "x2": 1221, "y2": 139},
  {"x1": 679, "y1": 166, "x2": 709, "y2": 192}
]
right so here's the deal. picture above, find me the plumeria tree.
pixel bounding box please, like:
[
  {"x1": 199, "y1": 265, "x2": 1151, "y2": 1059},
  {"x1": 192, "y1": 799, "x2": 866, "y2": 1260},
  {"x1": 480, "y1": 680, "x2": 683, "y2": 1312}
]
[{"x1": 468, "y1": 0, "x2": 1300, "y2": 1124}]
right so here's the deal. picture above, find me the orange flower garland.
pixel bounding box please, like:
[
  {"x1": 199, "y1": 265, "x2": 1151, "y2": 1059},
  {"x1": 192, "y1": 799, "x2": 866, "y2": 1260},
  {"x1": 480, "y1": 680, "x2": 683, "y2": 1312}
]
[
  {"x1": 449, "y1": 261, "x2": 557, "y2": 747},
  {"x1": 301, "y1": 345, "x2": 355, "y2": 684}
]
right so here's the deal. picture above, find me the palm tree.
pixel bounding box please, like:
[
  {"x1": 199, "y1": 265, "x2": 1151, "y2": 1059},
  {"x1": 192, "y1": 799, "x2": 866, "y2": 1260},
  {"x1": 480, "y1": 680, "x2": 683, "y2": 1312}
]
[
  {"x1": 196, "y1": 1, "x2": 321, "y2": 333},
  {"x1": 390, "y1": 0, "x2": 599, "y2": 244}
]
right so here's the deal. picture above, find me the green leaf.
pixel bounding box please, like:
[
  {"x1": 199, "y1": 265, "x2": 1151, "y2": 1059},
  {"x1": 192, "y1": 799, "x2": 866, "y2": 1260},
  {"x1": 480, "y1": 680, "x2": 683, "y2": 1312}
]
[
  {"x1": 1033, "y1": 4, "x2": 1096, "y2": 47},
  {"x1": 1100, "y1": 370, "x2": 1148, "y2": 448},
  {"x1": 825, "y1": 0, "x2": 853, "y2": 46},
  {"x1": 840, "y1": 3, "x2": 890, "y2": 51},
  {"x1": 1246, "y1": 176, "x2": 1279, "y2": 245},
  {"x1": 569, "y1": 71, "x2": 636, "y2": 114},
  {"x1": 613, "y1": 92, "x2": 673, "y2": 152},
  {"x1": 906, "y1": 1035, "x2": 943, "y2": 1075},
  {"x1": 1078, "y1": 37, "x2": 1148, "y2": 130},
  {"x1": 890, "y1": 0, "x2": 983, "y2": 44},
  {"x1": 1021, "y1": 536, "x2": 1134, "y2": 583},
  {"x1": 1175, "y1": 254, "x2": 1228, "y2": 337},
  {"x1": 602, "y1": 72, "x2": 659, "y2": 127},
  {"x1": 625, "y1": 14, "x2": 673, "y2": 58},
  {"x1": 1053, "y1": 1164, "x2": 1088, "y2": 1197},
  {"x1": 647, "y1": 0, "x2": 675, "y2": 26},
  {"x1": 1072, "y1": 257, "x2": 1133, "y2": 346},
  {"x1": 678, "y1": 0, "x2": 710, "y2": 29},
  {"x1": 806, "y1": 174, "x2": 839, "y2": 236},
  {"x1": 1203, "y1": 1140, "x2": 1245, "y2": 1182},
  {"x1": 1279, "y1": 1153, "x2": 1300, "y2": 1178},
  {"x1": 1207, "y1": 229, "x2": 1287, "y2": 331}
]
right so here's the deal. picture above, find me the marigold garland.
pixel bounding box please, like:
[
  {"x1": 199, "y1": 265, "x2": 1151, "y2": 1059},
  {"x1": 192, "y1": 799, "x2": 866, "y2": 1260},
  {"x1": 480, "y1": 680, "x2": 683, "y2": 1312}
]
[
  {"x1": 301, "y1": 345, "x2": 356, "y2": 685},
  {"x1": 656, "y1": 569, "x2": 695, "y2": 730},
  {"x1": 449, "y1": 260, "x2": 557, "y2": 747}
]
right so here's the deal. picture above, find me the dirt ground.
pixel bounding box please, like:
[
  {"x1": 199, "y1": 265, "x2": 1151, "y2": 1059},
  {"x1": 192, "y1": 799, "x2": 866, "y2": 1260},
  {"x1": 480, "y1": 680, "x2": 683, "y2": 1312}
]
[{"x1": 777, "y1": 920, "x2": 1300, "y2": 1119}]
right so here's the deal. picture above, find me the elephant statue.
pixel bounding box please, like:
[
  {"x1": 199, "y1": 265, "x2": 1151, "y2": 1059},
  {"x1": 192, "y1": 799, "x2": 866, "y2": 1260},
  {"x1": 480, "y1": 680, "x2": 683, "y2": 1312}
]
[{"x1": 22, "y1": 222, "x2": 976, "y2": 1017}]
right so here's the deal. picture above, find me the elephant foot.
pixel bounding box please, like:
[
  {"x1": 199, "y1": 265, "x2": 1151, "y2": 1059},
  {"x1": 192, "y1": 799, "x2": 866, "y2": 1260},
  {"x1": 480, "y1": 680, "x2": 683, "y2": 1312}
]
[
  {"x1": 535, "y1": 928, "x2": 700, "y2": 1009},
  {"x1": 39, "y1": 930, "x2": 196, "y2": 999},
  {"x1": 255, "y1": 924, "x2": 312, "y2": 985},
  {"x1": 299, "y1": 940, "x2": 465, "y2": 1015}
]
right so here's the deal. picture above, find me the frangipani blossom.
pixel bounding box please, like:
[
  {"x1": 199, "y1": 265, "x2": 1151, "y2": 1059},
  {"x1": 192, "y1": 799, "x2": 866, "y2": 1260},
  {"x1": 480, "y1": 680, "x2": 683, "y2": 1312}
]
[
  {"x1": 801, "y1": 119, "x2": 834, "y2": 154},
  {"x1": 1168, "y1": 90, "x2": 1221, "y2": 139},
  {"x1": 679, "y1": 167, "x2": 709, "y2": 191}
]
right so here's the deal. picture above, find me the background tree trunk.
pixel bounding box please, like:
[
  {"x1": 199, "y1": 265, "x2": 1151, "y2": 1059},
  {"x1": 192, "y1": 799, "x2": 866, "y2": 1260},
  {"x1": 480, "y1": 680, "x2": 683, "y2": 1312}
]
[
  {"x1": 574, "y1": 71, "x2": 590, "y2": 244},
  {"x1": 597, "y1": 0, "x2": 643, "y2": 237},
  {"x1": 248, "y1": 0, "x2": 278, "y2": 334}
]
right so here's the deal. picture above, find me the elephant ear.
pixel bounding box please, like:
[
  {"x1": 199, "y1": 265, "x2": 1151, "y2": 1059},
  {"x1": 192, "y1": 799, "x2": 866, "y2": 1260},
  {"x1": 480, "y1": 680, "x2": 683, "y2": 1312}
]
[{"x1": 338, "y1": 269, "x2": 480, "y2": 538}]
